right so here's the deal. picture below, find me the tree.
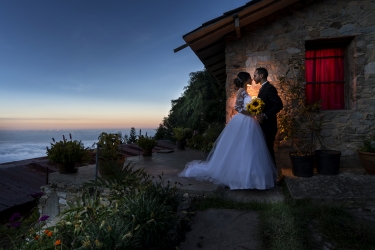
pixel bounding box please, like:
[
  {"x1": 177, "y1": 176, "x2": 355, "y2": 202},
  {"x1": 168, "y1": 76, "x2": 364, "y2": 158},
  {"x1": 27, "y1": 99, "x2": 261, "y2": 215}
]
[
  {"x1": 155, "y1": 68, "x2": 226, "y2": 140},
  {"x1": 127, "y1": 127, "x2": 138, "y2": 144}
]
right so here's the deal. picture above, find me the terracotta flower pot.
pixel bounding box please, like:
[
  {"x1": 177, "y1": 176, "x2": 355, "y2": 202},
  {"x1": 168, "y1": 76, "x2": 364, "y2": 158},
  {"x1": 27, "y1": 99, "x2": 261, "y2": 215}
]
[
  {"x1": 142, "y1": 148, "x2": 152, "y2": 156},
  {"x1": 56, "y1": 162, "x2": 78, "y2": 174},
  {"x1": 358, "y1": 150, "x2": 375, "y2": 175},
  {"x1": 176, "y1": 141, "x2": 185, "y2": 150}
]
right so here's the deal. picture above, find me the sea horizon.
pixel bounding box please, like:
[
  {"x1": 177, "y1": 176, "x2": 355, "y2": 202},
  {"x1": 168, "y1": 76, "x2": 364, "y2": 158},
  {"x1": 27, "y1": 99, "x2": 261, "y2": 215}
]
[{"x1": 0, "y1": 128, "x2": 157, "y2": 164}]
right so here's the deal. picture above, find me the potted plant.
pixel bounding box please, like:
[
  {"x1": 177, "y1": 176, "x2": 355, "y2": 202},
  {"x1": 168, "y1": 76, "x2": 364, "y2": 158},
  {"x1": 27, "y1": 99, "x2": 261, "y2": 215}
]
[
  {"x1": 357, "y1": 133, "x2": 375, "y2": 175},
  {"x1": 173, "y1": 127, "x2": 191, "y2": 150},
  {"x1": 137, "y1": 135, "x2": 158, "y2": 156},
  {"x1": 279, "y1": 60, "x2": 343, "y2": 176},
  {"x1": 46, "y1": 134, "x2": 90, "y2": 174},
  {"x1": 278, "y1": 61, "x2": 322, "y2": 177},
  {"x1": 94, "y1": 132, "x2": 126, "y2": 177}
]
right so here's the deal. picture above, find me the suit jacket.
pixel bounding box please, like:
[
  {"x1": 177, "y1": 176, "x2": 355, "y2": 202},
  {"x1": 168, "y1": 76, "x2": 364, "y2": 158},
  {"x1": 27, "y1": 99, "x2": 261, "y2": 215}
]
[{"x1": 257, "y1": 81, "x2": 283, "y2": 136}]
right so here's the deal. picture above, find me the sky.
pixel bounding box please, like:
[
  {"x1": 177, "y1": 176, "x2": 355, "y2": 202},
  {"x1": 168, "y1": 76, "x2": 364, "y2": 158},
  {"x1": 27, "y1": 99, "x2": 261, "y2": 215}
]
[{"x1": 0, "y1": 0, "x2": 248, "y2": 131}]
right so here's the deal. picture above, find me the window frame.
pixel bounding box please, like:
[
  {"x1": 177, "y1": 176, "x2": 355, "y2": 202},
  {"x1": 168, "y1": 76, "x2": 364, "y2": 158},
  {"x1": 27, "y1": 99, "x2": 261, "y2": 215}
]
[{"x1": 305, "y1": 37, "x2": 354, "y2": 110}]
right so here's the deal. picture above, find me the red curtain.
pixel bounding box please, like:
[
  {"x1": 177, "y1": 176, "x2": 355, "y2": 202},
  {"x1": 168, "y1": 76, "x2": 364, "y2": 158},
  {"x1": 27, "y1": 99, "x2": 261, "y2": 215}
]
[{"x1": 305, "y1": 48, "x2": 345, "y2": 109}]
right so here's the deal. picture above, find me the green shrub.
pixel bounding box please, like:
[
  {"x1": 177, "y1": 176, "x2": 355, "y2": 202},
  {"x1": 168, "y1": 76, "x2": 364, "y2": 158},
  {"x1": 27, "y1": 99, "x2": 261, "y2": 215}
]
[
  {"x1": 46, "y1": 135, "x2": 90, "y2": 164},
  {"x1": 203, "y1": 123, "x2": 224, "y2": 143},
  {"x1": 359, "y1": 133, "x2": 375, "y2": 153},
  {"x1": 186, "y1": 123, "x2": 224, "y2": 153},
  {"x1": 1, "y1": 162, "x2": 181, "y2": 250},
  {"x1": 120, "y1": 193, "x2": 177, "y2": 249},
  {"x1": 172, "y1": 127, "x2": 191, "y2": 142},
  {"x1": 137, "y1": 135, "x2": 158, "y2": 150},
  {"x1": 186, "y1": 133, "x2": 205, "y2": 150},
  {"x1": 84, "y1": 160, "x2": 152, "y2": 199},
  {"x1": 94, "y1": 132, "x2": 123, "y2": 159}
]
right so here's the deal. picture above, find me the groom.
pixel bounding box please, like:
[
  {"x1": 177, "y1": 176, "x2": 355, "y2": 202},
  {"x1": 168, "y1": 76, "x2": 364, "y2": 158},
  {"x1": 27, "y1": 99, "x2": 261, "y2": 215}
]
[{"x1": 253, "y1": 67, "x2": 283, "y2": 167}]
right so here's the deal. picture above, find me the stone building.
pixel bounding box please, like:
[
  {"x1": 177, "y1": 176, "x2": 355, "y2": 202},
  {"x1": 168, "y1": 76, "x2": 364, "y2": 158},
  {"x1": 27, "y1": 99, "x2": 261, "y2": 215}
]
[{"x1": 175, "y1": 0, "x2": 375, "y2": 168}]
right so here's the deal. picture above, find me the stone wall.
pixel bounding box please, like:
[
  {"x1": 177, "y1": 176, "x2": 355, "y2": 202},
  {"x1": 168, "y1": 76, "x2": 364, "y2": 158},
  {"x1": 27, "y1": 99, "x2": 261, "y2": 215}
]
[
  {"x1": 37, "y1": 166, "x2": 100, "y2": 225},
  {"x1": 225, "y1": 0, "x2": 375, "y2": 168}
]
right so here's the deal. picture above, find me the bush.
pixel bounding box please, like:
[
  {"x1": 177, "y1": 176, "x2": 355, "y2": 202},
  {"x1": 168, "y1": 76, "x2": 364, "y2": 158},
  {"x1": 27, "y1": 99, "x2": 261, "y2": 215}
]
[
  {"x1": 137, "y1": 135, "x2": 158, "y2": 150},
  {"x1": 94, "y1": 132, "x2": 123, "y2": 159},
  {"x1": 1, "y1": 162, "x2": 181, "y2": 250},
  {"x1": 186, "y1": 133, "x2": 205, "y2": 150},
  {"x1": 203, "y1": 123, "x2": 224, "y2": 143},
  {"x1": 359, "y1": 133, "x2": 375, "y2": 153},
  {"x1": 173, "y1": 127, "x2": 192, "y2": 142},
  {"x1": 46, "y1": 134, "x2": 90, "y2": 164},
  {"x1": 186, "y1": 123, "x2": 224, "y2": 153}
]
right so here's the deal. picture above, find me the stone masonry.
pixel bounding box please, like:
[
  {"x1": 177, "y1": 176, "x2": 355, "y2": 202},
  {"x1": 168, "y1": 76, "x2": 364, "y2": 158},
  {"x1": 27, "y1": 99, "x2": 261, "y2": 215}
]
[{"x1": 225, "y1": 0, "x2": 375, "y2": 168}]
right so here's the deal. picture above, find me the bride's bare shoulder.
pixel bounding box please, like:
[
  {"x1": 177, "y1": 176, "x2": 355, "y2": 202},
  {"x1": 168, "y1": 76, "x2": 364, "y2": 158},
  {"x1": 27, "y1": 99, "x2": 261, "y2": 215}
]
[{"x1": 236, "y1": 88, "x2": 245, "y2": 97}]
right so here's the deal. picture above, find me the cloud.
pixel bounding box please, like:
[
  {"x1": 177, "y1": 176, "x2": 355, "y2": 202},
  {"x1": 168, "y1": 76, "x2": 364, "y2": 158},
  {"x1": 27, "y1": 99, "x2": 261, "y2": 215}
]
[
  {"x1": 0, "y1": 129, "x2": 156, "y2": 163},
  {"x1": 0, "y1": 142, "x2": 47, "y2": 164}
]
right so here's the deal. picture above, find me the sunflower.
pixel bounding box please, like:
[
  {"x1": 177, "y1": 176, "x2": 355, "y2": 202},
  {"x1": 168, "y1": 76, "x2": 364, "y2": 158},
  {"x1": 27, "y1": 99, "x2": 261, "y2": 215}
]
[{"x1": 246, "y1": 97, "x2": 265, "y2": 116}]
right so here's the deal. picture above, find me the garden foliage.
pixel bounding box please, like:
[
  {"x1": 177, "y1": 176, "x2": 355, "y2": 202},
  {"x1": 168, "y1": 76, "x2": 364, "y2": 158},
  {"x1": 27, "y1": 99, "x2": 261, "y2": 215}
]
[
  {"x1": 0, "y1": 162, "x2": 182, "y2": 250},
  {"x1": 155, "y1": 68, "x2": 226, "y2": 141},
  {"x1": 46, "y1": 134, "x2": 90, "y2": 164}
]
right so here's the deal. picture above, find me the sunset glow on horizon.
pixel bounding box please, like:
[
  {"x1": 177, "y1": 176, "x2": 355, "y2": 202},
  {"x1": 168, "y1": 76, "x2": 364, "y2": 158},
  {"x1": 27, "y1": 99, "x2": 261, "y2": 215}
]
[
  {"x1": 0, "y1": 0, "x2": 247, "y2": 132},
  {"x1": 0, "y1": 118, "x2": 160, "y2": 131}
]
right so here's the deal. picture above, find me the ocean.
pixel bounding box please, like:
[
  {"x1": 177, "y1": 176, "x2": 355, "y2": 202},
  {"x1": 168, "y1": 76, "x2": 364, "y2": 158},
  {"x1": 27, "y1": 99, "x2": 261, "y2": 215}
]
[{"x1": 0, "y1": 128, "x2": 156, "y2": 164}]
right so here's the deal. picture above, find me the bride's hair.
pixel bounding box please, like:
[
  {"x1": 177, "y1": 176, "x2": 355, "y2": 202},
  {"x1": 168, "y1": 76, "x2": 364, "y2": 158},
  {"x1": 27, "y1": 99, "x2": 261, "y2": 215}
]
[{"x1": 234, "y1": 72, "x2": 251, "y2": 88}]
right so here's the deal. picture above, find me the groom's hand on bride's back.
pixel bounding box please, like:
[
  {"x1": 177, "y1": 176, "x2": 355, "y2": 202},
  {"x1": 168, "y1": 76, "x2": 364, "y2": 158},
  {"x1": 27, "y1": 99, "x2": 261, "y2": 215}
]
[{"x1": 256, "y1": 113, "x2": 267, "y2": 123}]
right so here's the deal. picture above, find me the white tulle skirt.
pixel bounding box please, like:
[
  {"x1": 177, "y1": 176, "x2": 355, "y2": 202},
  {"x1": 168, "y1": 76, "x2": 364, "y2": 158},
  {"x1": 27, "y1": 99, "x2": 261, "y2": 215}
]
[{"x1": 178, "y1": 113, "x2": 277, "y2": 190}]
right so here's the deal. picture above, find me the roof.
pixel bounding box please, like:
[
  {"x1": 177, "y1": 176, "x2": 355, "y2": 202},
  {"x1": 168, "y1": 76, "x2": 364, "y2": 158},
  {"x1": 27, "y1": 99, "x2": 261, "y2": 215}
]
[{"x1": 175, "y1": 0, "x2": 300, "y2": 85}]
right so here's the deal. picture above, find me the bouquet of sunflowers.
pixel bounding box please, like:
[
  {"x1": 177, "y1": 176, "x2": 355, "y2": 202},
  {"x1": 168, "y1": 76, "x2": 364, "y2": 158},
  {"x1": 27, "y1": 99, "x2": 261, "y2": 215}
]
[{"x1": 246, "y1": 97, "x2": 265, "y2": 116}]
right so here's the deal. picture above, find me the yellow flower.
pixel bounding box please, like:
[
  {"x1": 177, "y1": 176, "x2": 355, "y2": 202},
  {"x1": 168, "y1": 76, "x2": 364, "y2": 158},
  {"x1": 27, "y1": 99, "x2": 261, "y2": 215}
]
[
  {"x1": 246, "y1": 98, "x2": 265, "y2": 115},
  {"x1": 94, "y1": 239, "x2": 103, "y2": 248},
  {"x1": 122, "y1": 232, "x2": 132, "y2": 239},
  {"x1": 82, "y1": 239, "x2": 91, "y2": 248},
  {"x1": 100, "y1": 220, "x2": 105, "y2": 229}
]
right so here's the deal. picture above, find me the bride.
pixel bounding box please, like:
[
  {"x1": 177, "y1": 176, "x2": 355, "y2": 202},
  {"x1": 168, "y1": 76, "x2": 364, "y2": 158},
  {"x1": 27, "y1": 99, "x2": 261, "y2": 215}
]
[{"x1": 178, "y1": 72, "x2": 277, "y2": 190}]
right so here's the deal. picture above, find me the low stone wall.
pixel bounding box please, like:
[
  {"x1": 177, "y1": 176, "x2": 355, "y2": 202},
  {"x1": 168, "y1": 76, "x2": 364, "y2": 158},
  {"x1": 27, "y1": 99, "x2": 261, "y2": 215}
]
[
  {"x1": 37, "y1": 165, "x2": 194, "y2": 229},
  {"x1": 37, "y1": 165, "x2": 98, "y2": 224}
]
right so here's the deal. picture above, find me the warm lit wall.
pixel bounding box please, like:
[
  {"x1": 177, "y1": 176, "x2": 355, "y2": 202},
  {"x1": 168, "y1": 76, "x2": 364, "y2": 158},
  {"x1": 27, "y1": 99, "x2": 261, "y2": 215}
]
[{"x1": 224, "y1": 0, "x2": 375, "y2": 168}]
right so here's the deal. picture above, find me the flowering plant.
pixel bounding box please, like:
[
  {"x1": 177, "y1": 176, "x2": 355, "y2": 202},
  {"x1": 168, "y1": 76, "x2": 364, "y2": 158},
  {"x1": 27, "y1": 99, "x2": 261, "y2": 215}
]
[
  {"x1": 94, "y1": 132, "x2": 124, "y2": 159},
  {"x1": 246, "y1": 97, "x2": 265, "y2": 116},
  {"x1": 359, "y1": 133, "x2": 375, "y2": 153},
  {"x1": 1, "y1": 164, "x2": 182, "y2": 249},
  {"x1": 137, "y1": 135, "x2": 158, "y2": 150},
  {"x1": 46, "y1": 134, "x2": 90, "y2": 164}
]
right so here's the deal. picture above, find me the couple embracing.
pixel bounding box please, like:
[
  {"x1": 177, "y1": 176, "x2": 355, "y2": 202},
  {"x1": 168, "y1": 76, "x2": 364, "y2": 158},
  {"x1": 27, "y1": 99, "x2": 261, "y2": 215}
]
[{"x1": 178, "y1": 68, "x2": 283, "y2": 190}]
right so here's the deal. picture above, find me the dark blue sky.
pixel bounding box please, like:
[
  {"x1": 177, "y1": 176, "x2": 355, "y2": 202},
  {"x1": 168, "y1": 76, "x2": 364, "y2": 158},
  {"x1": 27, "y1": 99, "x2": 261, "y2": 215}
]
[{"x1": 0, "y1": 0, "x2": 247, "y2": 130}]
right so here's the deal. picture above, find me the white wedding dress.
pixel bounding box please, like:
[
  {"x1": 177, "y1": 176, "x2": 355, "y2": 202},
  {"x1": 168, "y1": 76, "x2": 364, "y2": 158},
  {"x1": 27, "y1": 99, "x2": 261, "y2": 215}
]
[{"x1": 178, "y1": 90, "x2": 277, "y2": 190}]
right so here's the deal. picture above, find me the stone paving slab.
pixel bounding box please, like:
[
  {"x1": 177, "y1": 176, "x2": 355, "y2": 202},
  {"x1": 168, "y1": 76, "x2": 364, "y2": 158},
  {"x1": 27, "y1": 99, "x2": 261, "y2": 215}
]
[
  {"x1": 127, "y1": 148, "x2": 285, "y2": 202},
  {"x1": 179, "y1": 208, "x2": 262, "y2": 250},
  {"x1": 127, "y1": 148, "x2": 220, "y2": 194},
  {"x1": 220, "y1": 186, "x2": 285, "y2": 203},
  {"x1": 283, "y1": 168, "x2": 375, "y2": 206}
]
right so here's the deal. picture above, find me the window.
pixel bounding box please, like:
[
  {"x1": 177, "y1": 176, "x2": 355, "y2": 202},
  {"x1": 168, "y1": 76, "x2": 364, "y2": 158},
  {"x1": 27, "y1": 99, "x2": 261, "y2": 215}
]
[{"x1": 305, "y1": 48, "x2": 345, "y2": 110}]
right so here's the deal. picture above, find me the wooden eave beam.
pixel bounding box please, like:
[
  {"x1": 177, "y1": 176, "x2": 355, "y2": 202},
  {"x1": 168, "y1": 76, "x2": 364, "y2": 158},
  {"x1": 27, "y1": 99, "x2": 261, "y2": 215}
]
[
  {"x1": 182, "y1": 0, "x2": 299, "y2": 51},
  {"x1": 234, "y1": 16, "x2": 241, "y2": 38}
]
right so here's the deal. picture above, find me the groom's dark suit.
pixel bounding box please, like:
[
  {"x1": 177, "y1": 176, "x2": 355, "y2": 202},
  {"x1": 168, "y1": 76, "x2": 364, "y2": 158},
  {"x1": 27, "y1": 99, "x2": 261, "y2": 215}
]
[{"x1": 257, "y1": 81, "x2": 283, "y2": 165}]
